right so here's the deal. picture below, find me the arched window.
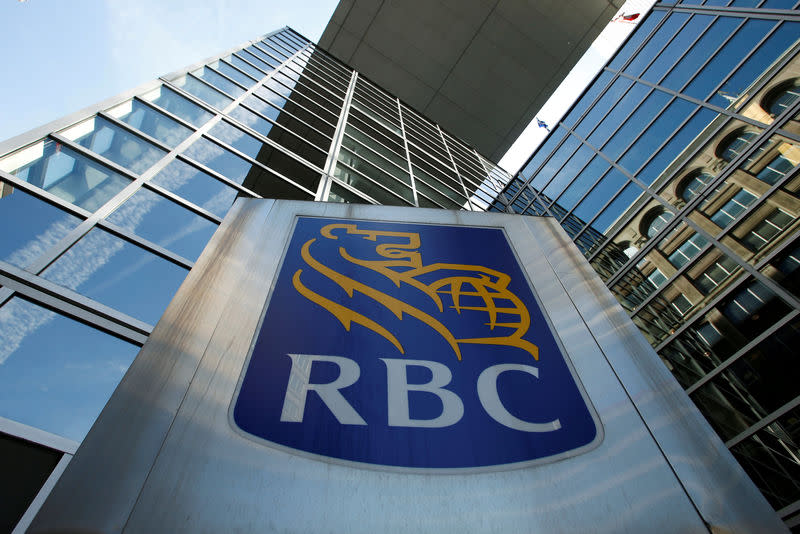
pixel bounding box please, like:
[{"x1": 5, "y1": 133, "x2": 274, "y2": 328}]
[
  {"x1": 718, "y1": 130, "x2": 758, "y2": 163},
  {"x1": 763, "y1": 79, "x2": 800, "y2": 117},
  {"x1": 680, "y1": 171, "x2": 714, "y2": 202},
  {"x1": 641, "y1": 208, "x2": 674, "y2": 239}
]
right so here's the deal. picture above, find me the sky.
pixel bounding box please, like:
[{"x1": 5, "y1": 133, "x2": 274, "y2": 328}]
[
  {"x1": 499, "y1": 0, "x2": 657, "y2": 174},
  {"x1": 0, "y1": 0, "x2": 338, "y2": 143},
  {"x1": 0, "y1": 0, "x2": 653, "y2": 172}
]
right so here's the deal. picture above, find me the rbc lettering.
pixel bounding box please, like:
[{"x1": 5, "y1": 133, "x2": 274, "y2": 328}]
[{"x1": 280, "y1": 353, "x2": 561, "y2": 432}]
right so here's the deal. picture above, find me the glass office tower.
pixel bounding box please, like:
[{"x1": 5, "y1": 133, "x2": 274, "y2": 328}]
[
  {"x1": 491, "y1": 1, "x2": 800, "y2": 528},
  {"x1": 0, "y1": 27, "x2": 511, "y2": 532}
]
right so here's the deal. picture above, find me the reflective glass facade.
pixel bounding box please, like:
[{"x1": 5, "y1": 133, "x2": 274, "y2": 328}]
[
  {"x1": 491, "y1": 2, "x2": 800, "y2": 528},
  {"x1": 0, "y1": 27, "x2": 511, "y2": 531}
]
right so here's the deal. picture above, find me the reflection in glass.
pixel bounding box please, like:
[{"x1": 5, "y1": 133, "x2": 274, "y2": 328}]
[
  {"x1": 150, "y1": 159, "x2": 238, "y2": 218},
  {"x1": 173, "y1": 75, "x2": 233, "y2": 111},
  {"x1": 141, "y1": 85, "x2": 213, "y2": 127},
  {"x1": 62, "y1": 116, "x2": 166, "y2": 175},
  {"x1": 0, "y1": 297, "x2": 139, "y2": 441},
  {"x1": 191, "y1": 66, "x2": 245, "y2": 98},
  {"x1": 106, "y1": 188, "x2": 218, "y2": 261},
  {"x1": 183, "y1": 137, "x2": 252, "y2": 184},
  {"x1": 0, "y1": 183, "x2": 82, "y2": 269},
  {"x1": 107, "y1": 99, "x2": 192, "y2": 148},
  {"x1": 0, "y1": 139, "x2": 131, "y2": 212},
  {"x1": 41, "y1": 228, "x2": 188, "y2": 324},
  {"x1": 719, "y1": 130, "x2": 759, "y2": 163},
  {"x1": 766, "y1": 81, "x2": 800, "y2": 117}
]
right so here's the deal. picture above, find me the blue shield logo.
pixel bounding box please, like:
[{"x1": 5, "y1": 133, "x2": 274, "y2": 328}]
[{"x1": 233, "y1": 217, "x2": 601, "y2": 470}]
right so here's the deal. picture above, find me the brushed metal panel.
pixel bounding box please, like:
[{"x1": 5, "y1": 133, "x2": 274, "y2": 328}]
[{"x1": 30, "y1": 200, "x2": 782, "y2": 533}]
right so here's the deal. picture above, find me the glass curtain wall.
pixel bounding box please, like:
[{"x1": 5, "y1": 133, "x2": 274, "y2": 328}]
[
  {"x1": 0, "y1": 27, "x2": 510, "y2": 532},
  {"x1": 491, "y1": 2, "x2": 800, "y2": 528}
]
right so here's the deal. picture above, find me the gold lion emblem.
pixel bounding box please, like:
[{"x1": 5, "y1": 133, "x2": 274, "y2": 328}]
[{"x1": 292, "y1": 223, "x2": 539, "y2": 361}]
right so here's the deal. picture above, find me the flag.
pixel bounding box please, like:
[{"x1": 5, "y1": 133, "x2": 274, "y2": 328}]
[{"x1": 536, "y1": 118, "x2": 550, "y2": 132}]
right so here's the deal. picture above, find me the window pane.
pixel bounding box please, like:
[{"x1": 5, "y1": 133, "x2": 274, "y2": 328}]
[
  {"x1": 684, "y1": 19, "x2": 775, "y2": 102},
  {"x1": 150, "y1": 159, "x2": 238, "y2": 218},
  {"x1": 0, "y1": 296, "x2": 140, "y2": 441},
  {"x1": 107, "y1": 99, "x2": 192, "y2": 148},
  {"x1": 191, "y1": 66, "x2": 245, "y2": 98},
  {"x1": 173, "y1": 74, "x2": 233, "y2": 111},
  {"x1": 140, "y1": 85, "x2": 213, "y2": 127},
  {"x1": 0, "y1": 184, "x2": 82, "y2": 269},
  {"x1": 106, "y1": 188, "x2": 218, "y2": 261},
  {"x1": 327, "y1": 182, "x2": 370, "y2": 204},
  {"x1": 661, "y1": 17, "x2": 741, "y2": 93},
  {"x1": 229, "y1": 53, "x2": 268, "y2": 80},
  {"x1": 183, "y1": 137, "x2": 252, "y2": 184},
  {"x1": 209, "y1": 121, "x2": 324, "y2": 189},
  {"x1": 209, "y1": 60, "x2": 255, "y2": 88},
  {"x1": 41, "y1": 227, "x2": 188, "y2": 325},
  {"x1": 0, "y1": 139, "x2": 131, "y2": 212},
  {"x1": 62, "y1": 116, "x2": 166, "y2": 175},
  {"x1": 0, "y1": 432, "x2": 62, "y2": 533},
  {"x1": 730, "y1": 416, "x2": 800, "y2": 511}
]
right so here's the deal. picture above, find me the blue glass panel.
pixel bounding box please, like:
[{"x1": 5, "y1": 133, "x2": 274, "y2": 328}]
[
  {"x1": 593, "y1": 182, "x2": 644, "y2": 233},
  {"x1": 619, "y1": 98, "x2": 696, "y2": 175},
  {"x1": 661, "y1": 17, "x2": 741, "y2": 93},
  {"x1": 228, "y1": 106, "x2": 275, "y2": 137},
  {"x1": 41, "y1": 227, "x2": 188, "y2": 325},
  {"x1": 246, "y1": 45, "x2": 282, "y2": 69},
  {"x1": 640, "y1": 107, "x2": 718, "y2": 186},
  {"x1": 66, "y1": 116, "x2": 166, "y2": 175},
  {"x1": 556, "y1": 157, "x2": 612, "y2": 211},
  {"x1": 183, "y1": 137, "x2": 252, "y2": 185},
  {"x1": 140, "y1": 85, "x2": 214, "y2": 127},
  {"x1": 192, "y1": 66, "x2": 245, "y2": 98},
  {"x1": 173, "y1": 74, "x2": 233, "y2": 111},
  {"x1": 641, "y1": 15, "x2": 715, "y2": 84},
  {"x1": 1, "y1": 139, "x2": 132, "y2": 212},
  {"x1": 150, "y1": 159, "x2": 238, "y2": 218},
  {"x1": 108, "y1": 99, "x2": 192, "y2": 148},
  {"x1": 587, "y1": 81, "x2": 651, "y2": 148},
  {"x1": 532, "y1": 134, "x2": 581, "y2": 191},
  {"x1": 624, "y1": 12, "x2": 691, "y2": 78},
  {"x1": 561, "y1": 70, "x2": 615, "y2": 129},
  {"x1": 720, "y1": 22, "x2": 800, "y2": 109},
  {"x1": 684, "y1": 19, "x2": 775, "y2": 102},
  {"x1": 209, "y1": 121, "x2": 264, "y2": 160},
  {"x1": 240, "y1": 49, "x2": 278, "y2": 74},
  {"x1": 761, "y1": 0, "x2": 798, "y2": 7},
  {"x1": 211, "y1": 60, "x2": 255, "y2": 88},
  {"x1": 0, "y1": 185, "x2": 82, "y2": 269},
  {"x1": 0, "y1": 297, "x2": 139, "y2": 441},
  {"x1": 574, "y1": 76, "x2": 634, "y2": 138},
  {"x1": 262, "y1": 40, "x2": 291, "y2": 60},
  {"x1": 106, "y1": 188, "x2": 218, "y2": 261},
  {"x1": 246, "y1": 92, "x2": 283, "y2": 120},
  {"x1": 521, "y1": 127, "x2": 567, "y2": 184},
  {"x1": 229, "y1": 54, "x2": 268, "y2": 80},
  {"x1": 573, "y1": 168, "x2": 630, "y2": 226},
  {"x1": 609, "y1": 10, "x2": 668, "y2": 71},
  {"x1": 604, "y1": 90, "x2": 672, "y2": 162},
  {"x1": 542, "y1": 145, "x2": 594, "y2": 200}
]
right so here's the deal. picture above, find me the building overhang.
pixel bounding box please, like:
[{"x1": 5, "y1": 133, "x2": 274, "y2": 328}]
[{"x1": 319, "y1": 0, "x2": 623, "y2": 162}]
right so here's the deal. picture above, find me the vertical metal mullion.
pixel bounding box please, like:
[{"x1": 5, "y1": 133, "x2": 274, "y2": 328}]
[
  {"x1": 318, "y1": 70, "x2": 358, "y2": 201},
  {"x1": 397, "y1": 100, "x2": 419, "y2": 207},
  {"x1": 437, "y1": 125, "x2": 475, "y2": 210}
]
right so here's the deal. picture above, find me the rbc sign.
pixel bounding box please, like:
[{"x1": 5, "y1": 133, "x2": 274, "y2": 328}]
[{"x1": 233, "y1": 217, "x2": 601, "y2": 470}]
